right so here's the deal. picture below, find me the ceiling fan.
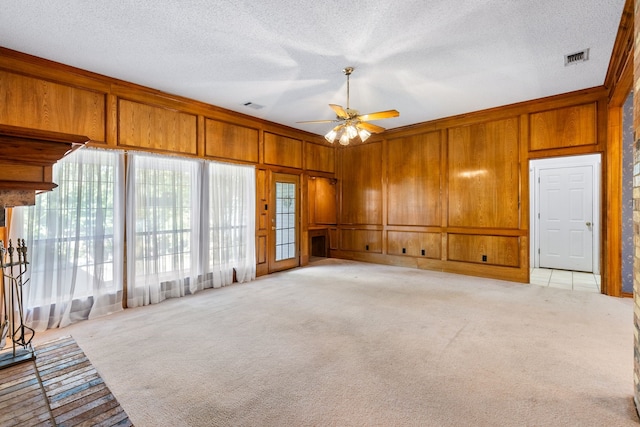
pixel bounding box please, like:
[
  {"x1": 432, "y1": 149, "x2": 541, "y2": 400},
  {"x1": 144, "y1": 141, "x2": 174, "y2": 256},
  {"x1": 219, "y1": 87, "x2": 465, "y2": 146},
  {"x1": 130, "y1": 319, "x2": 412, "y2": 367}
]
[{"x1": 298, "y1": 67, "x2": 399, "y2": 145}]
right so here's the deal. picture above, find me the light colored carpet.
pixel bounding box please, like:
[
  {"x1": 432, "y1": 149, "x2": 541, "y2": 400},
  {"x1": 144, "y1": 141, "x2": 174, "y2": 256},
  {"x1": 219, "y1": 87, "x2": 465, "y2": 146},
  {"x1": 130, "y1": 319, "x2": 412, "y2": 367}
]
[{"x1": 34, "y1": 259, "x2": 637, "y2": 426}]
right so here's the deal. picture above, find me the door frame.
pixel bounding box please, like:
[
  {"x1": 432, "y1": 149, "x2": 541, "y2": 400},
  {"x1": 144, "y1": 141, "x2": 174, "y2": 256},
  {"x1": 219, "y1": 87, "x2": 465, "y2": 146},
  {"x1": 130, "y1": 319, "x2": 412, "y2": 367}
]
[
  {"x1": 529, "y1": 154, "x2": 601, "y2": 274},
  {"x1": 268, "y1": 172, "x2": 300, "y2": 273}
]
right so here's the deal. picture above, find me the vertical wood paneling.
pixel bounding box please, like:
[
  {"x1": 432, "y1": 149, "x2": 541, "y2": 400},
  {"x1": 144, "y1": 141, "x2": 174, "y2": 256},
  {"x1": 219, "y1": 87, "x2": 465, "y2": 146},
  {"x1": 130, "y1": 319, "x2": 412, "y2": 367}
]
[
  {"x1": 340, "y1": 142, "x2": 382, "y2": 225},
  {"x1": 306, "y1": 142, "x2": 335, "y2": 173},
  {"x1": 118, "y1": 99, "x2": 197, "y2": 154},
  {"x1": 387, "y1": 131, "x2": 441, "y2": 226},
  {"x1": 448, "y1": 234, "x2": 520, "y2": 267},
  {"x1": 329, "y1": 228, "x2": 338, "y2": 250},
  {"x1": 256, "y1": 169, "x2": 268, "y2": 232},
  {"x1": 105, "y1": 94, "x2": 118, "y2": 146},
  {"x1": 255, "y1": 169, "x2": 268, "y2": 272},
  {"x1": 529, "y1": 103, "x2": 597, "y2": 150},
  {"x1": 314, "y1": 177, "x2": 337, "y2": 224},
  {"x1": 0, "y1": 70, "x2": 106, "y2": 141},
  {"x1": 0, "y1": 46, "x2": 615, "y2": 285},
  {"x1": 204, "y1": 119, "x2": 259, "y2": 162},
  {"x1": 387, "y1": 231, "x2": 441, "y2": 259},
  {"x1": 257, "y1": 235, "x2": 267, "y2": 264},
  {"x1": 340, "y1": 229, "x2": 382, "y2": 253},
  {"x1": 264, "y1": 132, "x2": 303, "y2": 168},
  {"x1": 448, "y1": 117, "x2": 520, "y2": 228}
]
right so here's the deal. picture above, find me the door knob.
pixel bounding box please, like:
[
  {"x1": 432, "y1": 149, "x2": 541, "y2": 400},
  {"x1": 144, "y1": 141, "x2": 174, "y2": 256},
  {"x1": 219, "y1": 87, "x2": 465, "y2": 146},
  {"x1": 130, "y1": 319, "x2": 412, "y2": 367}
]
[{"x1": 586, "y1": 222, "x2": 591, "y2": 227}]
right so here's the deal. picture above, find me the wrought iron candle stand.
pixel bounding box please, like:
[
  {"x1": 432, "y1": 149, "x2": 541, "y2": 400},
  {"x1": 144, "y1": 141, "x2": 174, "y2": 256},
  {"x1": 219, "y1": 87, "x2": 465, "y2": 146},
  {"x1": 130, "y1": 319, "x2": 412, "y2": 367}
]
[{"x1": 0, "y1": 239, "x2": 35, "y2": 369}]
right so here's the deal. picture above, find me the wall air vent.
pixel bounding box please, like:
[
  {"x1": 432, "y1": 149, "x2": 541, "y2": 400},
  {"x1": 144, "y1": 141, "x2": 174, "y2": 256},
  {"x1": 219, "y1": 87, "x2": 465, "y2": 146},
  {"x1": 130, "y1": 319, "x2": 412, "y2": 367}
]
[
  {"x1": 564, "y1": 49, "x2": 589, "y2": 66},
  {"x1": 243, "y1": 102, "x2": 264, "y2": 110}
]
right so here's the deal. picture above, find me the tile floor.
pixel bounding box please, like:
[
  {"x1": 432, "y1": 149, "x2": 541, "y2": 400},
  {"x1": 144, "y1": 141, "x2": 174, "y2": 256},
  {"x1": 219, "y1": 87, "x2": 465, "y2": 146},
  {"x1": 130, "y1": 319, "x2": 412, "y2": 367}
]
[{"x1": 530, "y1": 268, "x2": 601, "y2": 293}]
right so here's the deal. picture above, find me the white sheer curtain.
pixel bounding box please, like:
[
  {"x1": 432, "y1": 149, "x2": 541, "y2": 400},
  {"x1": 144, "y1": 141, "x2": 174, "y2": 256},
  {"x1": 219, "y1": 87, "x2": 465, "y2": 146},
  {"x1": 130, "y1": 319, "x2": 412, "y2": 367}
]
[
  {"x1": 10, "y1": 148, "x2": 125, "y2": 331},
  {"x1": 126, "y1": 153, "x2": 202, "y2": 307},
  {"x1": 8, "y1": 149, "x2": 256, "y2": 329},
  {"x1": 199, "y1": 161, "x2": 256, "y2": 289}
]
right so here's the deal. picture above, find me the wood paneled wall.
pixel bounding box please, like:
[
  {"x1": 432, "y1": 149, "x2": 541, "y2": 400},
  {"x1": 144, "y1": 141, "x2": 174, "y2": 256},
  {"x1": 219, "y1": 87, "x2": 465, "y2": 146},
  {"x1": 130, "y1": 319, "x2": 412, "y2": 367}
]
[
  {"x1": 118, "y1": 99, "x2": 198, "y2": 154},
  {"x1": 448, "y1": 118, "x2": 520, "y2": 229},
  {"x1": 334, "y1": 90, "x2": 607, "y2": 284},
  {"x1": 204, "y1": 119, "x2": 259, "y2": 163},
  {"x1": 529, "y1": 103, "x2": 597, "y2": 151},
  {"x1": 0, "y1": 47, "x2": 618, "y2": 288},
  {"x1": 0, "y1": 47, "x2": 335, "y2": 278},
  {"x1": 387, "y1": 131, "x2": 441, "y2": 226},
  {"x1": 308, "y1": 177, "x2": 337, "y2": 225},
  {"x1": 340, "y1": 142, "x2": 382, "y2": 225},
  {"x1": 0, "y1": 70, "x2": 106, "y2": 141}
]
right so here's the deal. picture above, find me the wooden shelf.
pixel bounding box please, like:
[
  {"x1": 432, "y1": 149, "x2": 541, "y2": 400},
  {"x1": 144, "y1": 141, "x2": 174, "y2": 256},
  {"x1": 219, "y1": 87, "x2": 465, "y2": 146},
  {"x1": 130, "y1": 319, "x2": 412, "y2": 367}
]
[{"x1": 0, "y1": 125, "x2": 88, "y2": 202}]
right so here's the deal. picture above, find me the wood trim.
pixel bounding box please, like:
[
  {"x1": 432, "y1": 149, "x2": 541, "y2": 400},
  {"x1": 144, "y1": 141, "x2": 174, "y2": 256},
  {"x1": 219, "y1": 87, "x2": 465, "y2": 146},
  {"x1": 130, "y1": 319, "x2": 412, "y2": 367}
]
[
  {"x1": 604, "y1": 106, "x2": 622, "y2": 296},
  {"x1": 602, "y1": 0, "x2": 633, "y2": 297},
  {"x1": 605, "y1": 0, "x2": 633, "y2": 98},
  {"x1": 0, "y1": 124, "x2": 88, "y2": 197},
  {"x1": 386, "y1": 87, "x2": 607, "y2": 139}
]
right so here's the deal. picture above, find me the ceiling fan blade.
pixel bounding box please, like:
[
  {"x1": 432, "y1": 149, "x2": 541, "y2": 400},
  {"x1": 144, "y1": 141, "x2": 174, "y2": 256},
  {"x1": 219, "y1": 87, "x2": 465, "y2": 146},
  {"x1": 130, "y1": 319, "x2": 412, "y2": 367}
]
[
  {"x1": 357, "y1": 121, "x2": 386, "y2": 134},
  {"x1": 297, "y1": 119, "x2": 339, "y2": 124},
  {"x1": 357, "y1": 109, "x2": 399, "y2": 122},
  {"x1": 329, "y1": 104, "x2": 350, "y2": 119}
]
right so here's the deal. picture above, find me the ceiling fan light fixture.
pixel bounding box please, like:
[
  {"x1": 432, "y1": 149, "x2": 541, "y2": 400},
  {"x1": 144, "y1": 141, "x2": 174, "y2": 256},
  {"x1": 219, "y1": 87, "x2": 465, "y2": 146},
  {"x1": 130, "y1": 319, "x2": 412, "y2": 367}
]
[
  {"x1": 346, "y1": 124, "x2": 358, "y2": 139},
  {"x1": 325, "y1": 129, "x2": 338, "y2": 143},
  {"x1": 300, "y1": 67, "x2": 399, "y2": 146},
  {"x1": 358, "y1": 127, "x2": 371, "y2": 142}
]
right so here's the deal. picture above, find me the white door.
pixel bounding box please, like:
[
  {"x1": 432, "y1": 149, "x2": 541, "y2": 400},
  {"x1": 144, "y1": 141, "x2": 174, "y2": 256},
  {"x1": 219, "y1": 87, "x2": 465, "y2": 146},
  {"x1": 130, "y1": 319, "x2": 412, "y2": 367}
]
[{"x1": 539, "y1": 165, "x2": 593, "y2": 272}]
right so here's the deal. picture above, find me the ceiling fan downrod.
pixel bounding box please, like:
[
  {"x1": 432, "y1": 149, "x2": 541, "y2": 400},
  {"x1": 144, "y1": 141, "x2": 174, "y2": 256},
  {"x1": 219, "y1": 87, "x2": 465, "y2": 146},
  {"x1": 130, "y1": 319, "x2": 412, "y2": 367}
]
[{"x1": 343, "y1": 67, "x2": 353, "y2": 113}]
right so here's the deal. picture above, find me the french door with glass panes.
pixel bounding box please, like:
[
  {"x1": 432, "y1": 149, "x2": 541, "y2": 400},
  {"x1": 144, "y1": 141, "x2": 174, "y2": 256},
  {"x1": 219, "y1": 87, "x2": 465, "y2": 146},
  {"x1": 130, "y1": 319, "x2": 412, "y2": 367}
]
[{"x1": 269, "y1": 173, "x2": 299, "y2": 272}]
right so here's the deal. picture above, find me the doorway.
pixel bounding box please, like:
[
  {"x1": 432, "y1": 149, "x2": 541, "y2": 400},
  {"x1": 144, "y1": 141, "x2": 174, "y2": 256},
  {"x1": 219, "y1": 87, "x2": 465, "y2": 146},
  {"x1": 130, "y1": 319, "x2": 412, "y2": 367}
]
[
  {"x1": 530, "y1": 154, "x2": 601, "y2": 274},
  {"x1": 268, "y1": 173, "x2": 300, "y2": 273}
]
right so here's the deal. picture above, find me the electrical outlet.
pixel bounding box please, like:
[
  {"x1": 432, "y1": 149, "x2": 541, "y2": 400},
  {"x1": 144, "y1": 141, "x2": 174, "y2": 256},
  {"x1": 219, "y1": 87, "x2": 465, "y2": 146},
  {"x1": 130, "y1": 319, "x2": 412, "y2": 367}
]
[
  {"x1": 421, "y1": 249, "x2": 425, "y2": 256},
  {"x1": 365, "y1": 245, "x2": 369, "y2": 251},
  {"x1": 402, "y1": 248, "x2": 406, "y2": 254},
  {"x1": 482, "y1": 255, "x2": 487, "y2": 262}
]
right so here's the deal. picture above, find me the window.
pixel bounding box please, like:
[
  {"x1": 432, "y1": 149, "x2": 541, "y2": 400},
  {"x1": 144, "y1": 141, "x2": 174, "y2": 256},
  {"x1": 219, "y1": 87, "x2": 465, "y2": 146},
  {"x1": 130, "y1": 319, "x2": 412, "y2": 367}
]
[
  {"x1": 126, "y1": 154, "x2": 256, "y2": 307},
  {"x1": 12, "y1": 149, "x2": 256, "y2": 328},
  {"x1": 11, "y1": 148, "x2": 125, "y2": 331},
  {"x1": 201, "y1": 161, "x2": 256, "y2": 287},
  {"x1": 126, "y1": 153, "x2": 201, "y2": 307}
]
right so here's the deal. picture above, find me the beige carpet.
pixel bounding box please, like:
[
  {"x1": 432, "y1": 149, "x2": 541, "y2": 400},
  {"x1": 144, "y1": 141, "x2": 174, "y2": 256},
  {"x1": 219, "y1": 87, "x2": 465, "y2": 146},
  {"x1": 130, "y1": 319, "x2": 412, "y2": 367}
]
[{"x1": 34, "y1": 259, "x2": 637, "y2": 426}]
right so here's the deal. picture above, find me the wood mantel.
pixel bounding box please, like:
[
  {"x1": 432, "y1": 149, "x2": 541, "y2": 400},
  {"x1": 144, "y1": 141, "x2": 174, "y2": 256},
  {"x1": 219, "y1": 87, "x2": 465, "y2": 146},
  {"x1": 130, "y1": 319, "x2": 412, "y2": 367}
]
[{"x1": 0, "y1": 124, "x2": 89, "y2": 206}]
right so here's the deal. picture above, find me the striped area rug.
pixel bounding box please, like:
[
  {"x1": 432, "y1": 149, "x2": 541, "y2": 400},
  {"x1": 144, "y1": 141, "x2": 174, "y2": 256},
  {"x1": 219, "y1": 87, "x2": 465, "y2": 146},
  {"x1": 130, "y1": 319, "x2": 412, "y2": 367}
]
[{"x1": 0, "y1": 336, "x2": 132, "y2": 426}]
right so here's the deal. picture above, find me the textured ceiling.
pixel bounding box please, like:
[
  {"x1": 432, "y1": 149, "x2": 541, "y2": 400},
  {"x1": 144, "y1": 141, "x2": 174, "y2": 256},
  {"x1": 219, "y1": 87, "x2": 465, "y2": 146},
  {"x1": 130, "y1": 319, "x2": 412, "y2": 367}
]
[{"x1": 0, "y1": 0, "x2": 627, "y2": 136}]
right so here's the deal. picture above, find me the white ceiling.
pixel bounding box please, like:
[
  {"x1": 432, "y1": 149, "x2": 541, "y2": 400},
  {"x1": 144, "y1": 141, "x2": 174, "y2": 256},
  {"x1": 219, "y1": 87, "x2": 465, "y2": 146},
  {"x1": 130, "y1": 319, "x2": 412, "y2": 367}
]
[{"x1": 0, "y1": 0, "x2": 627, "y2": 136}]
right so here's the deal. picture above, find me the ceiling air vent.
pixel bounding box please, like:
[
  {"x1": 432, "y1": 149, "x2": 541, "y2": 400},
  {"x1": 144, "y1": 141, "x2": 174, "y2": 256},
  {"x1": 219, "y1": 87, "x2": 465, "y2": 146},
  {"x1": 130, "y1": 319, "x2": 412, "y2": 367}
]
[
  {"x1": 565, "y1": 49, "x2": 589, "y2": 66},
  {"x1": 243, "y1": 102, "x2": 264, "y2": 110}
]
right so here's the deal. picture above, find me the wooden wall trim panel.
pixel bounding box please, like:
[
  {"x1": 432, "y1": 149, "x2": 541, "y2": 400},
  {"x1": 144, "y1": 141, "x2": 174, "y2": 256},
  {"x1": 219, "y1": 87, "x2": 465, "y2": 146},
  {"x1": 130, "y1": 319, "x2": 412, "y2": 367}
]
[
  {"x1": 340, "y1": 142, "x2": 383, "y2": 225},
  {"x1": 204, "y1": 119, "x2": 259, "y2": 163},
  {"x1": 387, "y1": 131, "x2": 441, "y2": 226},
  {"x1": 118, "y1": 98, "x2": 197, "y2": 154},
  {"x1": 448, "y1": 117, "x2": 520, "y2": 229},
  {"x1": 386, "y1": 87, "x2": 607, "y2": 139},
  {"x1": 529, "y1": 102, "x2": 597, "y2": 151},
  {"x1": 308, "y1": 177, "x2": 337, "y2": 225},
  {"x1": 263, "y1": 132, "x2": 303, "y2": 169},
  {"x1": 387, "y1": 231, "x2": 441, "y2": 259},
  {"x1": 340, "y1": 229, "x2": 382, "y2": 253},
  {"x1": 0, "y1": 48, "x2": 112, "y2": 94},
  {"x1": 0, "y1": 69, "x2": 106, "y2": 142},
  {"x1": 305, "y1": 142, "x2": 335, "y2": 173},
  {"x1": 255, "y1": 168, "x2": 268, "y2": 276},
  {"x1": 605, "y1": 0, "x2": 633, "y2": 99},
  {"x1": 448, "y1": 234, "x2": 520, "y2": 267}
]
